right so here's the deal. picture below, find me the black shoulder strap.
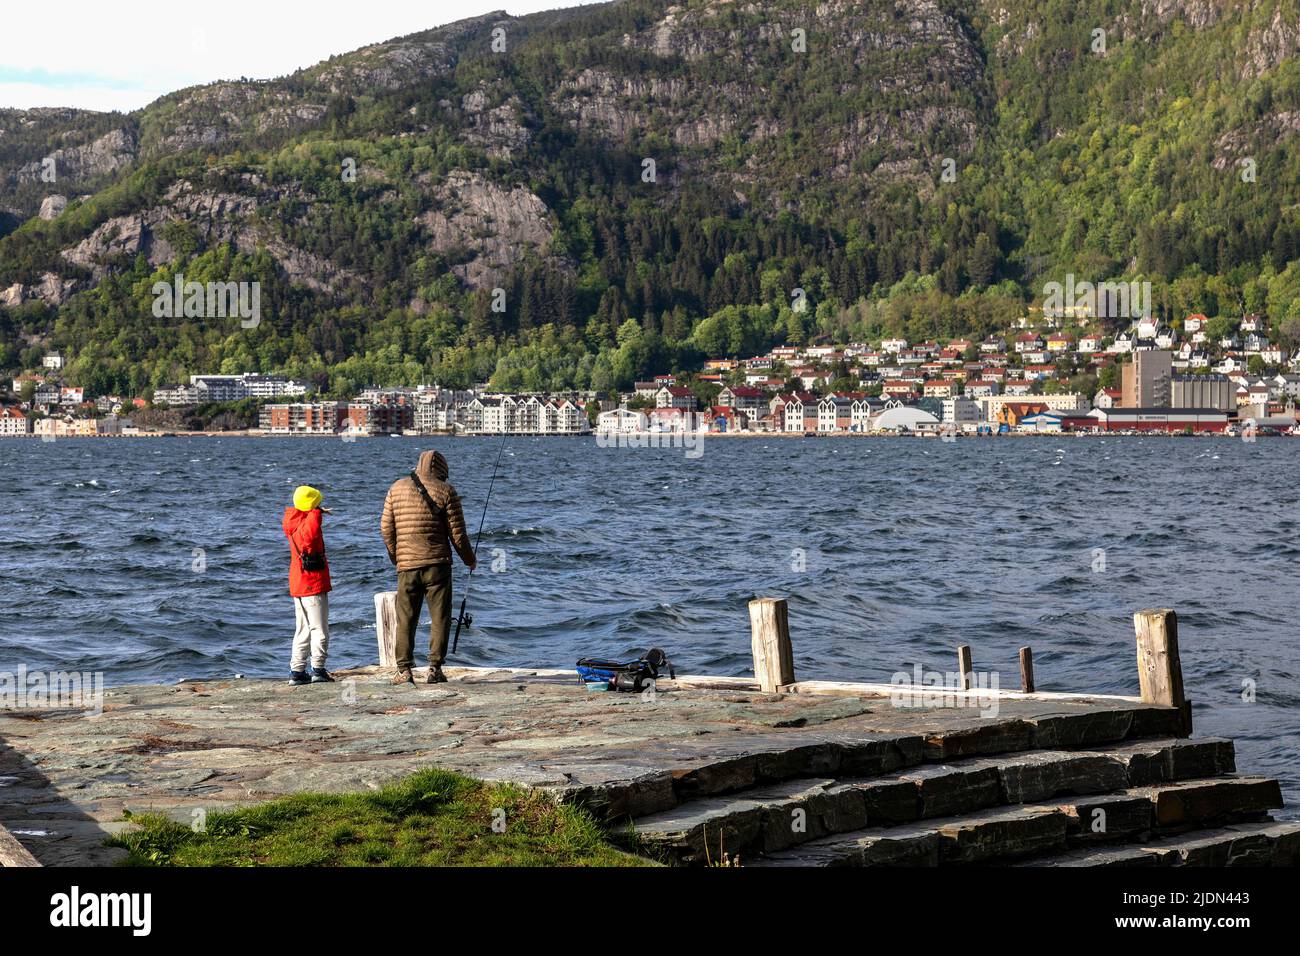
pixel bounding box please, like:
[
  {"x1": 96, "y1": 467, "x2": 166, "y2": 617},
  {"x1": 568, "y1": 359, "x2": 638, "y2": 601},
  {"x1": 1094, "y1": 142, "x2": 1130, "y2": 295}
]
[{"x1": 410, "y1": 471, "x2": 445, "y2": 519}]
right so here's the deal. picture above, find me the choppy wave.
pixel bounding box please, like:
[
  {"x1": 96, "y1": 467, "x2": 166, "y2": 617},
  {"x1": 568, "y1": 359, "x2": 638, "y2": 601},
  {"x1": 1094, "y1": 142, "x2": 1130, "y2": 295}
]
[{"x1": 0, "y1": 435, "x2": 1297, "y2": 813}]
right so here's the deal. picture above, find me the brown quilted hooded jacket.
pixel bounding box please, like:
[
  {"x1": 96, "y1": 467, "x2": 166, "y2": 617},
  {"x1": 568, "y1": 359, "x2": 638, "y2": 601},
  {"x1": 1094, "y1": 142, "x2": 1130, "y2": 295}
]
[{"x1": 381, "y1": 450, "x2": 476, "y2": 571}]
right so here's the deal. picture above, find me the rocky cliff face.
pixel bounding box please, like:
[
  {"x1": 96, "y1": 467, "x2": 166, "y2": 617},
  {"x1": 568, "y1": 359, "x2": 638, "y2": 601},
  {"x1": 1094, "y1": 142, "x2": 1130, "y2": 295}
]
[
  {"x1": 12, "y1": 127, "x2": 137, "y2": 187},
  {"x1": 1, "y1": 0, "x2": 1299, "y2": 314},
  {"x1": 55, "y1": 175, "x2": 357, "y2": 293},
  {"x1": 415, "y1": 171, "x2": 559, "y2": 289}
]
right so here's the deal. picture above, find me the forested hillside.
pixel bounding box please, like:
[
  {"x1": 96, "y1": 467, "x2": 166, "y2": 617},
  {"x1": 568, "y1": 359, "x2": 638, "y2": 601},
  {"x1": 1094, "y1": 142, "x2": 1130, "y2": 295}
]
[{"x1": 2, "y1": 0, "x2": 1299, "y2": 397}]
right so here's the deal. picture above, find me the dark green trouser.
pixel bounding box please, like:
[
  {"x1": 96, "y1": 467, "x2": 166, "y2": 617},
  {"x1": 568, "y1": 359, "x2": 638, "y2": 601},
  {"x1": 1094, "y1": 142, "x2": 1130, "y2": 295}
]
[{"x1": 394, "y1": 563, "x2": 453, "y2": 669}]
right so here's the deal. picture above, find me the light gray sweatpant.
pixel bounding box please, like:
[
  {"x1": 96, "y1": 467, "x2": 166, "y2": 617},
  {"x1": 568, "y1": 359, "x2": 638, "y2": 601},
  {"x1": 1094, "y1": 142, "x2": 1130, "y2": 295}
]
[{"x1": 291, "y1": 594, "x2": 330, "y2": 671}]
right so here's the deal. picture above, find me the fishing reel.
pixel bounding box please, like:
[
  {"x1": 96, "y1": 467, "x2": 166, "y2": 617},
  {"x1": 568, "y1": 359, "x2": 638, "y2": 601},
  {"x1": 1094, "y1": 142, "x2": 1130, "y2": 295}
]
[{"x1": 458, "y1": 611, "x2": 473, "y2": 630}]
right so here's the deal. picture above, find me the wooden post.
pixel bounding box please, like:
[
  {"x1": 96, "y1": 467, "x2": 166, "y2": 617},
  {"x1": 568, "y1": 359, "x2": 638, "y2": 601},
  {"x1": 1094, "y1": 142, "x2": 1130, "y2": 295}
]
[
  {"x1": 375, "y1": 591, "x2": 398, "y2": 667},
  {"x1": 749, "y1": 597, "x2": 795, "y2": 693},
  {"x1": 1133, "y1": 608, "x2": 1185, "y2": 708},
  {"x1": 1019, "y1": 646, "x2": 1035, "y2": 694},
  {"x1": 957, "y1": 645, "x2": 973, "y2": 691}
]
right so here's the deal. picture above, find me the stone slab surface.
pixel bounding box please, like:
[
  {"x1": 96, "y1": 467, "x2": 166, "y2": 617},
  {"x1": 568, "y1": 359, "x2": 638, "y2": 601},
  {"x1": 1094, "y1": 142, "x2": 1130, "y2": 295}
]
[
  {"x1": 1016, "y1": 821, "x2": 1300, "y2": 867},
  {"x1": 0, "y1": 667, "x2": 1185, "y2": 866}
]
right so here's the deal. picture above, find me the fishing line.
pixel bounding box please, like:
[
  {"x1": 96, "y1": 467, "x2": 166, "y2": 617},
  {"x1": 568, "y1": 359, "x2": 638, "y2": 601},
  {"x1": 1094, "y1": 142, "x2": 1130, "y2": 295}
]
[{"x1": 451, "y1": 429, "x2": 508, "y2": 654}]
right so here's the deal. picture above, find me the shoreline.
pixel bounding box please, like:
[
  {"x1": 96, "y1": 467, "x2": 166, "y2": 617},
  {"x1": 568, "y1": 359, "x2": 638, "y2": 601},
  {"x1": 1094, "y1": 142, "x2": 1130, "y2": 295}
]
[{"x1": 2, "y1": 430, "x2": 1293, "y2": 440}]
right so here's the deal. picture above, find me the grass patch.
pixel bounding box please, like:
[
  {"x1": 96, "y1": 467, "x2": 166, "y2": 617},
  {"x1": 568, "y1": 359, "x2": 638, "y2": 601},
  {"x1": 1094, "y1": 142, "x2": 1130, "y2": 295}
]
[{"x1": 108, "y1": 768, "x2": 654, "y2": 867}]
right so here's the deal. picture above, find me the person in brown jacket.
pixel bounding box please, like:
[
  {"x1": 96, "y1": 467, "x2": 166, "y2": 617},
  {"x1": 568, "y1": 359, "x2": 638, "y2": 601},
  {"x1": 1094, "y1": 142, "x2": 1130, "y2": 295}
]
[{"x1": 381, "y1": 450, "x2": 477, "y2": 684}]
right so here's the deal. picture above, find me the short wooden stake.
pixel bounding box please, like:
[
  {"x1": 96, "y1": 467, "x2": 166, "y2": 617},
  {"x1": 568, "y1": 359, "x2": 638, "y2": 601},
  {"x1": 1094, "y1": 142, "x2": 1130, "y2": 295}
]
[
  {"x1": 1019, "y1": 646, "x2": 1035, "y2": 694},
  {"x1": 957, "y1": 644, "x2": 973, "y2": 691},
  {"x1": 1133, "y1": 608, "x2": 1185, "y2": 708},
  {"x1": 749, "y1": 597, "x2": 795, "y2": 693},
  {"x1": 375, "y1": 591, "x2": 398, "y2": 667}
]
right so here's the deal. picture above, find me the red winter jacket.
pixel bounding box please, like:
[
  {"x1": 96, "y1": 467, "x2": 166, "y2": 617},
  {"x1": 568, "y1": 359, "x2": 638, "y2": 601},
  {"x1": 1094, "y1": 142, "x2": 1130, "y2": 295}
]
[{"x1": 283, "y1": 506, "x2": 332, "y2": 597}]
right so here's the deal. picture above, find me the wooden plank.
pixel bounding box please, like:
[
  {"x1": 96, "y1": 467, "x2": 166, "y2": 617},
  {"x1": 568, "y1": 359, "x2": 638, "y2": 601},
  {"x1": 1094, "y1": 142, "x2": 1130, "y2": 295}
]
[
  {"x1": 341, "y1": 664, "x2": 1138, "y2": 703},
  {"x1": 0, "y1": 822, "x2": 40, "y2": 867},
  {"x1": 1134, "y1": 608, "x2": 1185, "y2": 708},
  {"x1": 1019, "y1": 646, "x2": 1035, "y2": 694},
  {"x1": 957, "y1": 645, "x2": 973, "y2": 691},
  {"x1": 374, "y1": 591, "x2": 398, "y2": 667},
  {"x1": 786, "y1": 680, "x2": 1139, "y2": 703},
  {"x1": 748, "y1": 597, "x2": 795, "y2": 693},
  {"x1": 342, "y1": 664, "x2": 1138, "y2": 704}
]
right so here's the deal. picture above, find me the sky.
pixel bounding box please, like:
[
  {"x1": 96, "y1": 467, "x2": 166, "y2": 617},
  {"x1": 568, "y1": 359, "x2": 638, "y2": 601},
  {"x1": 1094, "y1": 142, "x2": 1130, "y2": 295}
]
[{"x1": 0, "y1": 1, "x2": 605, "y2": 113}]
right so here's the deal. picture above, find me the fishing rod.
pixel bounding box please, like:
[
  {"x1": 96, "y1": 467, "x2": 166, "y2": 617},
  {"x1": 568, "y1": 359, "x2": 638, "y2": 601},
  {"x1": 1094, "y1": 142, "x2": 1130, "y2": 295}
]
[{"x1": 451, "y1": 430, "x2": 508, "y2": 654}]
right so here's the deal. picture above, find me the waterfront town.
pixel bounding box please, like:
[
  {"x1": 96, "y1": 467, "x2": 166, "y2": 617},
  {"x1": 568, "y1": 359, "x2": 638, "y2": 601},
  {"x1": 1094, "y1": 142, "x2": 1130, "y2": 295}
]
[{"x1": 4, "y1": 310, "x2": 1300, "y2": 438}]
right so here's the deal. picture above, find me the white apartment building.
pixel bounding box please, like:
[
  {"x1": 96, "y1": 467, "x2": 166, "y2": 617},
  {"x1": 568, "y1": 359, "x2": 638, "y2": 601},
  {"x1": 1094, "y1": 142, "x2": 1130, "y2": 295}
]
[
  {"x1": 190, "y1": 375, "x2": 246, "y2": 403},
  {"x1": 549, "y1": 399, "x2": 588, "y2": 434},
  {"x1": 242, "y1": 374, "x2": 308, "y2": 399},
  {"x1": 0, "y1": 406, "x2": 31, "y2": 436},
  {"x1": 465, "y1": 395, "x2": 589, "y2": 434},
  {"x1": 156, "y1": 373, "x2": 310, "y2": 406},
  {"x1": 851, "y1": 397, "x2": 878, "y2": 432},
  {"x1": 942, "y1": 397, "x2": 982, "y2": 427},
  {"x1": 782, "y1": 396, "x2": 812, "y2": 432},
  {"x1": 153, "y1": 384, "x2": 198, "y2": 405},
  {"x1": 596, "y1": 407, "x2": 648, "y2": 434},
  {"x1": 415, "y1": 399, "x2": 458, "y2": 433}
]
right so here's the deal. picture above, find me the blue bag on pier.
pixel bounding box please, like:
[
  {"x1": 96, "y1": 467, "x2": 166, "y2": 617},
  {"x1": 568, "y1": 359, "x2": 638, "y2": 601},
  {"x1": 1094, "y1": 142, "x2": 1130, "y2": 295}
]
[{"x1": 576, "y1": 648, "x2": 674, "y2": 692}]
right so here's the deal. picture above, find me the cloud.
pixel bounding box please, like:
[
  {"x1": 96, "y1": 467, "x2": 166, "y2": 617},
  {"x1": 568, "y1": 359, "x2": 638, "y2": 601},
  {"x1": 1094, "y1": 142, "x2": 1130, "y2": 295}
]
[
  {"x1": 0, "y1": 0, "x2": 607, "y2": 112},
  {"x1": 0, "y1": 70, "x2": 162, "y2": 112},
  {"x1": 0, "y1": 83, "x2": 158, "y2": 114}
]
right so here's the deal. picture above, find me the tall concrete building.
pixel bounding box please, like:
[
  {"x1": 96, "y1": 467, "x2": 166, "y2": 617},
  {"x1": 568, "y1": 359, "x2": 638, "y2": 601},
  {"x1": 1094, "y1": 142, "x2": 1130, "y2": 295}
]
[
  {"x1": 1121, "y1": 350, "x2": 1172, "y2": 407},
  {"x1": 1171, "y1": 374, "x2": 1233, "y2": 412}
]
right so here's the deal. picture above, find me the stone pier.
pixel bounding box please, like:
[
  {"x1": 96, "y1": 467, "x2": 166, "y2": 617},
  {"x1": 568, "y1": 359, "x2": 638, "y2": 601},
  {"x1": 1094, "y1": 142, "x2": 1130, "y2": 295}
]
[
  {"x1": 3, "y1": 603, "x2": 1298, "y2": 867},
  {"x1": 2, "y1": 663, "x2": 1297, "y2": 866}
]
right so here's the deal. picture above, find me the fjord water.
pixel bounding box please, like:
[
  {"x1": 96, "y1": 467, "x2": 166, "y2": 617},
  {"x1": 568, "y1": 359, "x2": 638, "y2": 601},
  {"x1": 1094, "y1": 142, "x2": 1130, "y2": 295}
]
[{"x1": 2, "y1": 435, "x2": 1297, "y2": 812}]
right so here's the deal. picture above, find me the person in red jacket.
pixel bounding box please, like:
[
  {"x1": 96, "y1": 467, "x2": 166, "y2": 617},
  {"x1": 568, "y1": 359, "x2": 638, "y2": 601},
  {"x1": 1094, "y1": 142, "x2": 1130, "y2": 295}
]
[{"x1": 283, "y1": 485, "x2": 333, "y2": 685}]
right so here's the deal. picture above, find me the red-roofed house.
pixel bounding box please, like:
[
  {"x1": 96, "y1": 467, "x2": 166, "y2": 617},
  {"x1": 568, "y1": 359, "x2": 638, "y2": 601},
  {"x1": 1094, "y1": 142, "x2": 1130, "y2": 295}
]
[
  {"x1": 773, "y1": 392, "x2": 818, "y2": 432},
  {"x1": 923, "y1": 380, "x2": 957, "y2": 398},
  {"x1": 717, "y1": 385, "x2": 766, "y2": 418},
  {"x1": 882, "y1": 380, "x2": 920, "y2": 399},
  {"x1": 0, "y1": 406, "x2": 31, "y2": 436},
  {"x1": 1015, "y1": 333, "x2": 1045, "y2": 353},
  {"x1": 655, "y1": 385, "x2": 698, "y2": 411}
]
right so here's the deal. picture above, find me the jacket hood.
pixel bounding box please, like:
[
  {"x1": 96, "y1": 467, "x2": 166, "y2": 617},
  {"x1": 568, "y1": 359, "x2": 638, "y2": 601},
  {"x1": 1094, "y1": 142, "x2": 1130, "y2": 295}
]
[
  {"x1": 416, "y1": 450, "x2": 449, "y2": 482},
  {"x1": 282, "y1": 506, "x2": 307, "y2": 534}
]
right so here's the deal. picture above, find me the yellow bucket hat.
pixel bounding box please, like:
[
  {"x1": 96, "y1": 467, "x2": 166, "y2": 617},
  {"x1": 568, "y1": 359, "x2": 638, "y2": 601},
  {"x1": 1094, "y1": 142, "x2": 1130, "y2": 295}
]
[{"x1": 293, "y1": 485, "x2": 322, "y2": 512}]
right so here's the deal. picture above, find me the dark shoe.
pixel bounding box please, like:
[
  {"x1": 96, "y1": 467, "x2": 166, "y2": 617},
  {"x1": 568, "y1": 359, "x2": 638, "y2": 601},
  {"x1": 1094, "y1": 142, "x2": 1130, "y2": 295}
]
[
  {"x1": 392, "y1": 668, "x2": 414, "y2": 684},
  {"x1": 311, "y1": 667, "x2": 334, "y2": 683},
  {"x1": 289, "y1": 670, "x2": 311, "y2": 686},
  {"x1": 425, "y1": 665, "x2": 447, "y2": 684}
]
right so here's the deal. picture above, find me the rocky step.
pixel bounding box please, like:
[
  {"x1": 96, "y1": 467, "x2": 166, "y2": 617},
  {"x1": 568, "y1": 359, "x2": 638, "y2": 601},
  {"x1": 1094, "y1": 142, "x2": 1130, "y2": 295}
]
[
  {"x1": 744, "y1": 775, "x2": 1282, "y2": 867},
  {"x1": 1014, "y1": 820, "x2": 1300, "y2": 867},
  {"x1": 632, "y1": 738, "x2": 1233, "y2": 864},
  {"x1": 566, "y1": 704, "x2": 1189, "y2": 822}
]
